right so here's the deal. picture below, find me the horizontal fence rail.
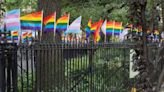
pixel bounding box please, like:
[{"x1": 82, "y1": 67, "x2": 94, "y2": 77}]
[{"x1": 0, "y1": 42, "x2": 163, "y2": 92}]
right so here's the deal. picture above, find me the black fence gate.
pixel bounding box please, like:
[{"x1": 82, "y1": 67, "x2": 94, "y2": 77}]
[{"x1": 0, "y1": 42, "x2": 161, "y2": 92}]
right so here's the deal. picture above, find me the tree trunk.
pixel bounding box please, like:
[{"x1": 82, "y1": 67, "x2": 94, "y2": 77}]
[
  {"x1": 162, "y1": 0, "x2": 164, "y2": 32},
  {"x1": 36, "y1": 0, "x2": 64, "y2": 91},
  {"x1": 157, "y1": 68, "x2": 164, "y2": 91},
  {"x1": 150, "y1": 0, "x2": 155, "y2": 31},
  {"x1": 38, "y1": 0, "x2": 61, "y2": 42}
]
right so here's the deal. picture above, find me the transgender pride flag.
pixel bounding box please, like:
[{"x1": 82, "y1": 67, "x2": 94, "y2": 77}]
[
  {"x1": 5, "y1": 9, "x2": 20, "y2": 31},
  {"x1": 65, "y1": 16, "x2": 82, "y2": 34}
]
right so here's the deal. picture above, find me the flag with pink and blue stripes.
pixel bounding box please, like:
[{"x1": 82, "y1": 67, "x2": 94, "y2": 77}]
[{"x1": 5, "y1": 9, "x2": 20, "y2": 31}]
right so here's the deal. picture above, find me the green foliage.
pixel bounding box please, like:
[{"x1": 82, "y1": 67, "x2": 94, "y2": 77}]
[
  {"x1": 5, "y1": 0, "x2": 37, "y2": 14},
  {"x1": 62, "y1": 0, "x2": 129, "y2": 27},
  {"x1": 4, "y1": 0, "x2": 162, "y2": 29},
  {"x1": 4, "y1": 0, "x2": 130, "y2": 26},
  {"x1": 17, "y1": 48, "x2": 134, "y2": 91},
  {"x1": 63, "y1": 48, "x2": 133, "y2": 91},
  {"x1": 18, "y1": 71, "x2": 34, "y2": 91}
]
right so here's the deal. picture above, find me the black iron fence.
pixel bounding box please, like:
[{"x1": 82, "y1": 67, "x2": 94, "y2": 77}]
[
  {"x1": 0, "y1": 42, "x2": 162, "y2": 92},
  {"x1": 0, "y1": 43, "x2": 18, "y2": 92}
]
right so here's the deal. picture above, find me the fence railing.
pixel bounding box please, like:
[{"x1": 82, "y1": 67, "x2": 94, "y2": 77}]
[{"x1": 0, "y1": 42, "x2": 162, "y2": 92}]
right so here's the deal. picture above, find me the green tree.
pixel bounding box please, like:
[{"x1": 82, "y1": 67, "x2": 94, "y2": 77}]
[
  {"x1": 5, "y1": 0, "x2": 37, "y2": 13},
  {"x1": 62, "y1": 0, "x2": 129, "y2": 26}
]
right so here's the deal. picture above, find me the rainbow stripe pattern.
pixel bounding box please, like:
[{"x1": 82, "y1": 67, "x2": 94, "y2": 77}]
[
  {"x1": 91, "y1": 21, "x2": 100, "y2": 33},
  {"x1": 85, "y1": 18, "x2": 92, "y2": 38},
  {"x1": 28, "y1": 32, "x2": 33, "y2": 41},
  {"x1": 106, "y1": 21, "x2": 114, "y2": 35},
  {"x1": 43, "y1": 12, "x2": 56, "y2": 32},
  {"x1": 22, "y1": 32, "x2": 28, "y2": 43},
  {"x1": 113, "y1": 22, "x2": 123, "y2": 35},
  {"x1": 154, "y1": 30, "x2": 159, "y2": 39},
  {"x1": 11, "y1": 31, "x2": 19, "y2": 40},
  {"x1": 154, "y1": 30, "x2": 159, "y2": 36},
  {"x1": 5, "y1": 9, "x2": 20, "y2": 31},
  {"x1": 93, "y1": 19, "x2": 103, "y2": 42},
  {"x1": 21, "y1": 11, "x2": 42, "y2": 30},
  {"x1": 56, "y1": 14, "x2": 69, "y2": 32}
]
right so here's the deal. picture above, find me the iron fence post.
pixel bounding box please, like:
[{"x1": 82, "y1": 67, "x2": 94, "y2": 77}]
[
  {"x1": 0, "y1": 44, "x2": 5, "y2": 92},
  {"x1": 12, "y1": 44, "x2": 18, "y2": 92},
  {"x1": 6, "y1": 48, "x2": 11, "y2": 92},
  {"x1": 89, "y1": 41, "x2": 94, "y2": 92}
]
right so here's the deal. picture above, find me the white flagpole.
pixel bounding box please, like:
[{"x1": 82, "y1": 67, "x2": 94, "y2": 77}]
[
  {"x1": 105, "y1": 32, "x2": 106, "y2": 43},
  {"x1": 119, "y1": 22, "x2": 123, "y2": 36},
  {"x1": 102, "y1": 20, "x2": 107, "y2": 42},
  {"x1": 112, "y1": 21, "x2": 115, "y2": 42},
  {"x1": 67, "y1": 13, "x2": 70, "y2": 32},
  {"x1": 64, "y1": 13, "x2": 70, "y2": 38},
  {"x1": 18, "y1": 9, "x2": 21, "y2": 45},
  {"x1": 104, "y1": 20, "x2": 107, "y2": 43},
  {"x1": 67, "y1": 13, "x2": 70, "y2": 31},
  {"x1": 54, "y1": 12, "x2": 56, "y2": 37},
  {"x1": 40, "y1": 10, "x2": 43, "y2": 41},
  {"x1": 119, "y1": 22, "x2": 123, "y2": 42},
  {"x1": 34, "y1": 29, "x2": 36, "y2": 42}
]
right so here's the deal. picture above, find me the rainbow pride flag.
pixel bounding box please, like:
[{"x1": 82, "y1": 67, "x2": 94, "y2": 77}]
[
  {"x1": 5, "y1": 9, "x2": 20, "y2": 31},
  {"x1": 138, "y1": 26, "x2": 143, "y2": 35},
  {"x1": 85, "y1": 18, "x2": 92, "y2": 38},
  {"x1": 153, "y1": 30, "x2": 159, "y2": 41},
  {"x1": 93, "y1": 19, "x2": 103, "y2": 42},
  {"x1": 56, "y1": 14, "x2": 69, "y2": 32},
  {"x1": 28, "y1": 32, "x2": 33, "y2": 41},
  {"x1": 106, "y1": 21, "x2": 114, "y2": 35},
  {"x1": 138, "y1": 26, "x2": 142, "y2": 33},
  {"x1": 114, "y1": 22, "x2": 123, "y2": 35},
  {"x1": 101, "y1": 20, "x2": 115, "y2": 36},
  {"x1": 11, "y1": 31, "x2": 19, "y2": 40},
  {"x1": 22, "y1": 32, "x2": 28, "y2": 43},
  {"x1": 91, "y1": 21, "x2": 100, "y2": 34},
  {"x1": 43, "y1": 12, "x2": 56, "y2": 32},
  {"x1": 21, "y1": 11, "x2": 43, "y2": 30},
  {"x1": 154, "y1": 30, "x2": 159, "y2": 36}
]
